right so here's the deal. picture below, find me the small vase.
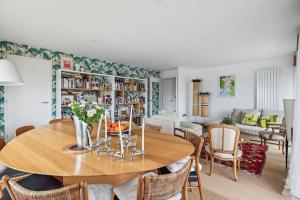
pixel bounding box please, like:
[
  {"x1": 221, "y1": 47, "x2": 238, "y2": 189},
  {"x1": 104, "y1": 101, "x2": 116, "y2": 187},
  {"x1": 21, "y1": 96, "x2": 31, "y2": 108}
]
[{"x1": 73, "y1": 116, "x2": 90, "y2": 149}]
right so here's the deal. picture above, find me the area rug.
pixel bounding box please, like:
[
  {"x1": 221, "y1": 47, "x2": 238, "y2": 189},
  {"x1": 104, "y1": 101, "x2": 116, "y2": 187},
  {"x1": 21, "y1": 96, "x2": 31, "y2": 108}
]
[{"x1": 201, "y1": 142, "x2": 268, "y2": 176}]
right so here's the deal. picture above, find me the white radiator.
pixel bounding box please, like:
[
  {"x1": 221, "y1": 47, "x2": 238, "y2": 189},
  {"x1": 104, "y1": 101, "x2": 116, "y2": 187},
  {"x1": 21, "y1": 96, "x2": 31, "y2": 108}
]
[{"x1": 256, "y1": 68, "x2": 280, "y2": 110}]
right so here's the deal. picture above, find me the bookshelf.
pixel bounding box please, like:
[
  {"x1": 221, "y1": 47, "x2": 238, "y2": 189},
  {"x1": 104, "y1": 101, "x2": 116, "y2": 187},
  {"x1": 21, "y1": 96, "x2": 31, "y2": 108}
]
[{"x1": 56, "y1": 69, "x2": 147, "y2": 125}]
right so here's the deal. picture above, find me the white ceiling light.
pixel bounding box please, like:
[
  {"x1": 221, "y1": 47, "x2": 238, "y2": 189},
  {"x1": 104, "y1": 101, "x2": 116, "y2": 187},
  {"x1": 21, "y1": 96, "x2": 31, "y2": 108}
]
[{"x1": 0, "y1": 59, "x2": 23, "y2": 86}]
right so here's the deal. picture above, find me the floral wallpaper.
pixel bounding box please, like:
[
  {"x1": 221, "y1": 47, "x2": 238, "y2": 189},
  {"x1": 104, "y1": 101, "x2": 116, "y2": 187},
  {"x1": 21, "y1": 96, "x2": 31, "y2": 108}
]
[
  {"x1": 0, "y1": 41, "x2": 160, "y2": 138},
  {"x1": 151, "y1": 82, "x2": 160, "y2": 115}
]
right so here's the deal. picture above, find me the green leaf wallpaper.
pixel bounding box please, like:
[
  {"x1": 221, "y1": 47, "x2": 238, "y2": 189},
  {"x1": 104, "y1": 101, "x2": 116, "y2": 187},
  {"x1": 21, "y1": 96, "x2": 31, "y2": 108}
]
[
  {"x1": 151, "y1": 82, "x2": 160, "y2": 115},
  {"x1": 0, "y1": 41, "x2": 160, "y2": 138}
]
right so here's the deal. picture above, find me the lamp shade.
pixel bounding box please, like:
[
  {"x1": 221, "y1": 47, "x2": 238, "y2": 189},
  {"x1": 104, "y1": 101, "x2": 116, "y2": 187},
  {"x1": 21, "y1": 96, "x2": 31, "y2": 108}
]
[{"x1": 0, "y1": 59, "x2": 23, "y2": 86}]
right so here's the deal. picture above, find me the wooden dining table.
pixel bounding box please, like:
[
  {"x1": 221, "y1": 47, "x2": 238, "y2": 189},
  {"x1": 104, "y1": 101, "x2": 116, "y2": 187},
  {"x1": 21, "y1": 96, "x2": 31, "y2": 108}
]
[{"x1": 0, "y1": 121, "x2": 194, "y2": 186}]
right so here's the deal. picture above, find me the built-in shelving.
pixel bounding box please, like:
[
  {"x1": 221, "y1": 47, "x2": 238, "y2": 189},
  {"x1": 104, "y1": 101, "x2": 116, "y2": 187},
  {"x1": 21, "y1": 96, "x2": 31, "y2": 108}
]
[{"x1": 56, "y1": 69, "x2": 147, "y2": 125}]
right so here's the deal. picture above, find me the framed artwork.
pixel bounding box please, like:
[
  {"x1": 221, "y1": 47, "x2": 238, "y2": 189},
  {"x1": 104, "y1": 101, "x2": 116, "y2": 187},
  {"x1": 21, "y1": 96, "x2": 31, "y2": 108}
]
[
  {"x1": 61, "y1": 95, "x2": 74, "y2": 106},
  {"x1": 61, "y1": 56, "x2": 73, "y2": 70},
  {"x1": 219, "y1": 75, "x2": 235, "y2": 97}
]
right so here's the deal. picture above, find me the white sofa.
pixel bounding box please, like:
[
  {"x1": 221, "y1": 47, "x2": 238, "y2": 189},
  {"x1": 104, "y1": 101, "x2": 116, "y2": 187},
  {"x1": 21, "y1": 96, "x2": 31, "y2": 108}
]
[
  {"x1": 206, "y1": 108, "x2": 284, "y2": 136},
  {"x1": 231, "y1": 108, "x2": 284, "y2": 136},
  {"x1": 145, "y1": 112, "x2": 203, "y2": 136}
]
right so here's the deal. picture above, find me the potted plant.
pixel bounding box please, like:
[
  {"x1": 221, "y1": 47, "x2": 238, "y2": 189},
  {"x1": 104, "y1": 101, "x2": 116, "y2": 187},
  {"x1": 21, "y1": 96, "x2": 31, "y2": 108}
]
[
  {"x1": 70, "y1": 100, "x2": 104, "y2": 149},
  {"x1": 221, "y1": 117, "x2": 236, "y2": 126}
]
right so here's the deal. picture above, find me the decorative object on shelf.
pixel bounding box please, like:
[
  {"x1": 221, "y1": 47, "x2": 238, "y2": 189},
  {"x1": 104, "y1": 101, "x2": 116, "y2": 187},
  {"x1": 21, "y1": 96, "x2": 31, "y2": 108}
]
[
  {"x1": 0, "y1": 58, "x2": 23, "y2": 86},
  {"x1": 192, "y1": 79, "x2": 201, "y2": 116},
  {"x1": 219, "y1": 75, "x2": 235, "y2": 97},
  {"x1": 69, "y1": 100, "x2": 104, "y2": 151},
  {"x1": 74, "y1": 63, "x2": 81, "y2": 71},
  {"x1": 221, "y1": 117, "x2": 235, "y2": 126},
  {"x1": 60, "y1": 56, "x2": 73, "y2": 70},
  {"x1": 200, "y1": 92, "x2": 209, "y2": 118}
]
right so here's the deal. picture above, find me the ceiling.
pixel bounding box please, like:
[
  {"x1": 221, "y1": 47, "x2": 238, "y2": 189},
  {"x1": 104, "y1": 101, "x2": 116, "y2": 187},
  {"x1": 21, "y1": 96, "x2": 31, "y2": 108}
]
[{"x1": 0, "y1": 0, "x2": 299, "y2": 70}]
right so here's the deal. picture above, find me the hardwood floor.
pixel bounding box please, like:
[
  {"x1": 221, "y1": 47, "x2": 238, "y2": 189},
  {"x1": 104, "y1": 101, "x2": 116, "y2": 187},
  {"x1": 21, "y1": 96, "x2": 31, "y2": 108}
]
[{"x1": 189, "y1": 133, "x2": 294, "y2": 200}]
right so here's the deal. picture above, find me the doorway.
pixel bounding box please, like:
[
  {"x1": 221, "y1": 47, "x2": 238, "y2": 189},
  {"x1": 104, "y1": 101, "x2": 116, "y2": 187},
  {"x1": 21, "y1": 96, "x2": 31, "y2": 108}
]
[
  {"x1": 4, "y1": 55, "x2": 52, "y2": 141},
  {"x1": 162, "y1": 78, "x2": 176, "y2": 113}
]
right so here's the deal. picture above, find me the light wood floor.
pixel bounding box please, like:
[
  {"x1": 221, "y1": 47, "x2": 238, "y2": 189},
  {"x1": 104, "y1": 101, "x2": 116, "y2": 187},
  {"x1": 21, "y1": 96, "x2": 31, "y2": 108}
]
[{"x1": 188, "y1": 133, "x2": 294, "y2": 200}]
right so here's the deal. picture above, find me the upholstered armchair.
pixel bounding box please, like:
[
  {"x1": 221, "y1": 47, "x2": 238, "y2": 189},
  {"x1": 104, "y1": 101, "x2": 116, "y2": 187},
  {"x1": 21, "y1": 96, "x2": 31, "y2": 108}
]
[{"x1": 205, "y1": 125, "x2": 242, "y2": 181}]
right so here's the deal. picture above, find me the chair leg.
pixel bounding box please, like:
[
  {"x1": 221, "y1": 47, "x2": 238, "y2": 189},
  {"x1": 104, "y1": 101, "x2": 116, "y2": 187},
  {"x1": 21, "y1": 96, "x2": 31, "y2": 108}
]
[
  {"x1": 188, "y1": 181, "x2": 193, "y2": 192},
  {"x1": 260, "y1": 137, "x2": 263, "y2": 145},
  {"x1": 264, "y1": 138, "x2": 267, "y2": 146},
  {"x1": 209, "y1": 156, "x2": 214, "y2": 176},
  {"x1": 196, "y1": 165, "x2": 204, "y2": 200},
  {"x1": 282, "y1": 141, "x2": 285, "y2": 155},
  {"x1": 278, "y1": 141, "x2": 281, "y2": 150},
  {"x1": 183, "y1": 179, "x2": 188, "y2": 200},
  {"x1": 233, "y1": 160, "x2": 238, "y2": 182},
  {"x1": 238, "y1": 159, "x2": 241, "y2": 170}
]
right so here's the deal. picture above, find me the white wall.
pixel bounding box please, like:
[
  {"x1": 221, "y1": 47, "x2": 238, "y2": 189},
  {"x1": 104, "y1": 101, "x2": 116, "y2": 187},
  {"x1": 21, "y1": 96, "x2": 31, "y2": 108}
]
[
  {"x1": 160, "y1": 69, "x2": 177, "y2": 79},
  {"x1": 177, "y1": 67, "x2": 189, "y2": 119},
  {"x1": 177, "y1": 56, "x2": 294, "y2": 121}
]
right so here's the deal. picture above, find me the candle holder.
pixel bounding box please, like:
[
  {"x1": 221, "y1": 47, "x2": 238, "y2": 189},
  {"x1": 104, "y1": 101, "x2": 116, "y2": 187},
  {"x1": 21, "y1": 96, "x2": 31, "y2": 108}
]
[
  {"x1": 96, "y1": 137, "x2": 112, "y2": 155},
  {"x1": 130, "y1": 147, "x2": 144, "y2": 160},
  {"x1": 123, "y1": 134, "x2": 137, "y2": 149}
]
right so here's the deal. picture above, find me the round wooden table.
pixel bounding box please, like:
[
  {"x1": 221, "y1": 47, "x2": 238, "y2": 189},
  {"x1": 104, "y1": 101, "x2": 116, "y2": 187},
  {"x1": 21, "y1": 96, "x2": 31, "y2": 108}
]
[{"x1": 0, "y1": 121, "x2": 194, "y2": 186}]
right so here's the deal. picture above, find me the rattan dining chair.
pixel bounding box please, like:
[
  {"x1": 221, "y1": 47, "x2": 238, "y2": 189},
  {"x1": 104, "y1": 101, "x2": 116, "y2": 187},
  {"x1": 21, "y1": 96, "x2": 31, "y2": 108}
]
[
  {"x1": 0, "y1": 174, "x2": 89, "y2": 200},
  {"x1": 15, "y1": 125, "x2": 35, "y2": 137},
  {"x1": 205, "y1": 124, "x2": 242, "y2": 181},
  {"x1": 168, "y1": 129, "x2": 205, "y2": 200},
  {"x1": 113, "y1": 156, "x2": 193, "y2": 200}
]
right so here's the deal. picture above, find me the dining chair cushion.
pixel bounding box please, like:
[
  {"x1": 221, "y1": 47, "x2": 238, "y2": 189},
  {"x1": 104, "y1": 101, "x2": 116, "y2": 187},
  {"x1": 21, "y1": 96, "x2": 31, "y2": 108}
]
[
  {"x1": 188, "y1": 171, "x2": 198, "y2": 182},
  {"x1": 205, "y1": 145, "x2": 243, "y2": 159},
  {"x1": 166, "y1": 156, "x2": 202, "y2": 173},
  {"x1": 0, "y1": 164, "x2": 6, "y2": 174},
  {"x1": 113, "y1": 172, "x2": 182, "y2": 200},
  {"x1": 88, "y1": 184, "x2": 112, "y2": 200},
  {"x1": 0, "y1": 168, "x2": 62, "y2": 200},
  {"x1": 259, "y1": 131, "x2": 285, "y2": 141}
]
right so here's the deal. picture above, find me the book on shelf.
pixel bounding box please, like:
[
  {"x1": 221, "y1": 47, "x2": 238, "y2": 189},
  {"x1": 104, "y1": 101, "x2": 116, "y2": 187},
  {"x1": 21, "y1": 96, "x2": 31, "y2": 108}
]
[{"x1": 61, "y1": 73, "x2": 112, "y2": 90}]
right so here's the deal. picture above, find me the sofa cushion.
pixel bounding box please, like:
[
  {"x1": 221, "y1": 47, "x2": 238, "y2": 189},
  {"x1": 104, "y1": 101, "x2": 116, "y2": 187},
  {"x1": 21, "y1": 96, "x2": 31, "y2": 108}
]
[
  {"x1": 241, "y1": 113, "x2": 259, "y2": 126},
  {"x1": 236, "y1": 123, "x2": 265, "y2": 135},
  {"x1": 231, "y1": 108, "x2": 260, "y2": 123},
  {"x1": 261, "y1": 109, "x2": 284, "y2": 124}
]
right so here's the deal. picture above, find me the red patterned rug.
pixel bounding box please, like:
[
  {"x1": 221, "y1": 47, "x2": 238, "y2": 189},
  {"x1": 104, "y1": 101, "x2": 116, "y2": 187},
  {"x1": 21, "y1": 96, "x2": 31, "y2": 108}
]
[{"x1": 201, "y1": 142, "x2": 268, "y2": 176}]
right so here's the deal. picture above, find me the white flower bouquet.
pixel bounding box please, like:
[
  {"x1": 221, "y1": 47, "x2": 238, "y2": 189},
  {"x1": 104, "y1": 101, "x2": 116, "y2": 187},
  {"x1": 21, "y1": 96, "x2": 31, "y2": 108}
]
[
  {"x1": 69, "y1": 100, "x2": 104, "y2": 149},
  {"x1": 70, "y1": 100, "x2": 104, "y2": 125}
]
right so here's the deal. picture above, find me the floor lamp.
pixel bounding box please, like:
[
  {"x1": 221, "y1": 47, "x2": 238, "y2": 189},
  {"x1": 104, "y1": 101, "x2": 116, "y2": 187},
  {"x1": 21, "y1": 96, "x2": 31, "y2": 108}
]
[{"x1": 283, "y1": 99, "x2": 294, "y2": 170}]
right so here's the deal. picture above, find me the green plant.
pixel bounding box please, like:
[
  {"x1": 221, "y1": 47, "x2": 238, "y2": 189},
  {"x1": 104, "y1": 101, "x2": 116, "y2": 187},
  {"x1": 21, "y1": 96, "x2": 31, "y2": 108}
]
[
  {"x1": 70, "y1": 100, "x2": 104, "y2": 125},
  {"x1": 221, "y1": 117, "x2": 235, "y2": 126}
]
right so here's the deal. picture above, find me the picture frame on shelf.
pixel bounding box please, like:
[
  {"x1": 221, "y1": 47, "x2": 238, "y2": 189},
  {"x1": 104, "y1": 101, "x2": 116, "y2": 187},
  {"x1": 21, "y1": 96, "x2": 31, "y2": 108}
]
[
  {"x1": 61, "y1": 56, "x2": 73, "y2": 70},
  {"x1": 61, "y1": 95, "x2": 74, "y2": 106}
]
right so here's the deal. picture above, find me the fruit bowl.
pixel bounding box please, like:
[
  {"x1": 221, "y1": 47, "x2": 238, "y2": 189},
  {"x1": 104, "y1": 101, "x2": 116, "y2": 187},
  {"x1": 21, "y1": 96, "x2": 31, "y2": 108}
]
[{"x1": 106, "y1": 121, "x2": 129, "y2": 136}]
